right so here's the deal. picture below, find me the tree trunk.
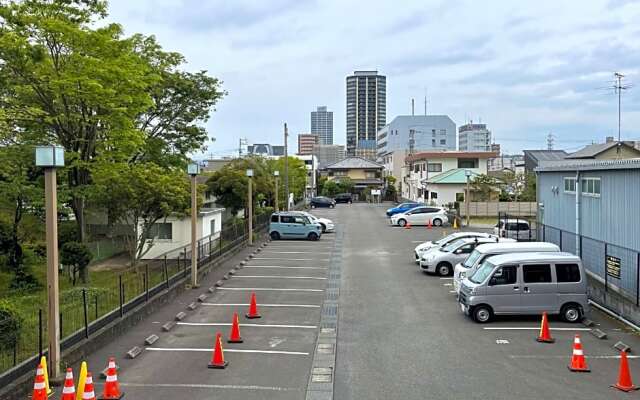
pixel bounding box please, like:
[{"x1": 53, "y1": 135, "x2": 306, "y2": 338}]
[{"x1": 72, "y1": 195, "x2": 86, "y2": 243}]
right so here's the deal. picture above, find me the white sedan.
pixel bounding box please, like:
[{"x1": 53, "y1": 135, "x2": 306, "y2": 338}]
[
  {"x1": 414, "y1": 232, "x2": 497, "y2": 264},
  {"x1": 296, "y1": 211, "x2": 335, "y2": 233},
  {"x1": 390, "y1": 206, "x2": 448, "y2": 227}
]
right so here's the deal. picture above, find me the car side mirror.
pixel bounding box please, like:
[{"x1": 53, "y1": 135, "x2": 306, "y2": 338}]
[{"x1": 489, "y1": 277, "x2": 497, "y2": 286}]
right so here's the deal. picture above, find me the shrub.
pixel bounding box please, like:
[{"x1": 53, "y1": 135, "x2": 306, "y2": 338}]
[
  {"x1": 0, "y1": 300, "x2": 22, "y2": 350},
  {"x1": 61, "y1": 242, "x2": 93, "y2": 285}
]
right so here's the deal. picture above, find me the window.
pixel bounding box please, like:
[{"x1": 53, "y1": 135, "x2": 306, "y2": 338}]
[
  {"x1": 439, "y1": 129, "x2": 447, "y2": 135},
  {"x1": 523, "y1": 264, "x2": 552, "y2": 283},
  {"x1": 334, "y1": 170, "x2": 347, "y2": 177},
  {"x1": 556, "y1": 263, "x2": 581, "y2": 282},
  {"x1": 456, "y1": 244, "x2": 474, "y2": 254},
  {"x1": 430, "y1": 192, "x2": 438, "y2": 199},
  {"x1": 456, "y1": 193, "x2": 465, "y2": 202},
  {"x1": 490, "y1": 265, "x2": 517, "y2": 285},
  {"x1": 280, "y1": 215, "x2": 295, "y2": 223},
  {"x1": 564, "y1": 177, "x2": 576, "y2": 193},
  {"x1": 271, "y1": 215, "x2": 279, "y2": 223},
  {"x1": 432, "y1": 139, "x2": 436, "y2": 146},
  {"x1": 147, "y1": 223, "x2": 172, "y2": 240},
  {"x1": 293, "y1": 216, "x2": 308, "y2": 224},
  {"x1": 581, "y1": 177, "x2": 601, "y2": 197},
  {"x1": 365, "y1": 171, "x2": 377, "y2": 178},
  {"x1": 505, "y1": 222, "x2": 530, "y2": 231},
  {"x1": 458, "y1": 159, "x2": 478, "y2": 168},
  {"x1": 440, "y1": 139, "x2": 446, "y2": 145},
  {"x1": 210, "y1": 218, "x2": 217, "y2": 234},
  {"x1": 408, "y1": 208, "x2": 426, "y2": 214},
  {"x1": 427, "y1": 163, "x2": 442, "y2": 172}
]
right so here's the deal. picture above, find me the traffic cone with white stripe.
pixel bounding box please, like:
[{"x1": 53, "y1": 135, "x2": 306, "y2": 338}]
[
  {"x1": 612, "y1": 350, "x2": 639, "y2": 392},
  {"x1": 82, "y1": 372, "x2": 96, "y2": 400},
  {"x1": 61, "y1": 368, "x2": 76, "y2": 400},
  {"x1": 568, "y1": 334, "x2": 590, "y2": 372},
  {"x1": 246, "y1": 292, "x2": 261, "y2": 319},
  {"x1": 31, "y1": 363, "x2": 47, "y2": 400},
  {"x1": 208, "y1": 332, "x2": 228, "y2": 369},
  {"x1": 99, "y1": 357, "x2": 123, "y2": 399},
  {"x1": 536, "y1": 312, "x2": 555, "y2": 343}
]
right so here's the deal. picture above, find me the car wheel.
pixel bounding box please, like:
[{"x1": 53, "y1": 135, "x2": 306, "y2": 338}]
[
  {"x1": 432, "y1": 218, "x2": 443, "y2": 227},
  {"x1": 308, "y1": 232, "x2": 319, "y2": 241},
  {"x1": 561, "y1": 303, "x2": 582, "y2": 323},
  {"x1": 397, "y1": 219, "x2": 407, "y2": 227},
  {"x1": 437, "y1": 262, "x2": 453, "y2": 276},
  {"x1": 329, "y1": 204, "x2": 335, "y2": 208},
  {"x1": 320, "y1": 223, "x2": 326, "y2": 233},
  {"x1": 270, "y1": 231, "x2": 280, "y2": 240},
  {"x1": 348, "y1": 200, "x2": 352, "y2": 204},
  {"x1": 472, "y1": 305, "x2": 493, "y2": 323},
  {"x1": 311, "y1": 204, "x2": 316, "y2": 209}
]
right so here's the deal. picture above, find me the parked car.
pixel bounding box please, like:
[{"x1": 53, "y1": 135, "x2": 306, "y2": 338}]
[
  {"x1": 458, "y1": 252, "x2": 588, "y2": 323},
  {"x1": 386, "y1": 202, "x2": 421, "y2": 217},
  {"x1": 414, "y1": 232, "x2": 497, "y2": 264},
  {"x1": 269, "y1": 212, "x2": 322, "y2": 240},
  {"x1": 389, "y1": 206, "x2": 448, "y2": 227},
  {"x1": 293, "y1": 211, "x2": 334, "y2": 233},
  {"x1": 419, "y1": 237, "x2": 515, "y2": 276},
  {"x1": 452, "y1": 242, "x2": 561, "y2": 293},
  {"x1": 494, "y1": 218, "x2": 536, "y2": 241},
  {"x1": 333, "y1": 193, "x2": 353, "y2": 204},
  {"x1": 310, "y1": 196, "x2": 336, "y2": 208}
]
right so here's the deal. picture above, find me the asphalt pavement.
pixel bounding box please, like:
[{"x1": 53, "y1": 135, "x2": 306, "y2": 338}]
[{"x1": 331, "y1": 202, "x2": 640, "y2": 400}]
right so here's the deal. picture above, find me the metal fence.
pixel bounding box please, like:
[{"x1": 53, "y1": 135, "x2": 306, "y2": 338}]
[
  {"x1": 539, "y1": 223, "x2": 640, "y2": 305},
  {"x1": 460, "y1": 202, "x2": 537, "y2": 217},
  {"x1": 0, "y1": 212, "x2": 271, "y2": 383}
]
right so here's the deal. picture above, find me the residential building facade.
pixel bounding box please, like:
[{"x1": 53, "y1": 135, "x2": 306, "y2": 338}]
[
  {"x1": 313, "y1": 144, "x2": 346, "y2": 168},
  {"x1": 297, "y1": 133, "x2": 319, "y2": 155},
  {"x1": 458, "y1": 123, "x2": 492, "y2": 152},
  {"x1": 376, "y1": 115, "x2": 456, "y2": 158},
  {"x1": 346, "y1": 70, "x2": 386, "y2": 157},
  {"x1": 292, "y1": 154, "x2": 318, "y2": 198},
  {"x1": 566, "y1": 140, "x2": 640, "y2": 160},
  {"x1": 380, "y1": 150, "x2": 406, "y2": 195},
  {"x1": 322, "y1": 157, "x2": 384, "y2": 196},
  {"x1": 402, "y1": 151, "x2": 497, "y2": 203},
  {"x1": 311, "y1": 106, "x2": 333, "y2": 145}
]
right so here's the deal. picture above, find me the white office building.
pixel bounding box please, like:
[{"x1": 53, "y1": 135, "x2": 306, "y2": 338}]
[
  {"x1": 376, "y1": 115, "x2": 456, "y2": 159},
  {"x1": 458, "y1": 123, "x2": 492, "y2": 152}
]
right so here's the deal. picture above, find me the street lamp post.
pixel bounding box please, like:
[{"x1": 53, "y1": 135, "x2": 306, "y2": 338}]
[
  {"x1": 246, "y1": 169, "x2": 254, "y2": 246},
  {"x1": 274, "y1": 170, "x2": 280, "y2": 212},
  {"x1": 35, "y1": 145, "x2": 64, "y2": 379},
  {"x1": 187, "y1": 163, "x2": 200, "y2": 288},
  {"x1": 465, "y1": 169, "x2": 472, "y2": 227}
]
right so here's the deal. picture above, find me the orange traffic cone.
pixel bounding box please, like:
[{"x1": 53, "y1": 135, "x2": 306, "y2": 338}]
[
  {"x1": 404, "y1": 221, "x2": 412, "y2": 229},
  {"x1": 612, "y1": 351, "x2": 639, "y2": 392},
  {"x1": 228, "y1": 312, "x2": 243, "y2": 343},
  {"x1": 427, "y1": 219, "x2": 432, "y2": 230},
  {"x1": 208, "y1": 332, "x2": 228, "y2": 369},
  {"x1": 61, "y1": 368, "x2": 76, "y2": 400},
  {"x1": 31, "y1": 363, "x2": 47, "y2": 400},
  {"x1": 246, "y1": 292, "x2": 261, "y2": 319},
  {"x1": 99, "y1": 357, "x2": 123, "y2": 399},
  {"x1": 536, "y1": 312, "x2": 555, "y2": 343},
  {"x1": 83, "y1": 372, "x2": 96, "y2": 400},
  {"x1": 568, "y1": 335, "x2": 590, "y2": 372}
]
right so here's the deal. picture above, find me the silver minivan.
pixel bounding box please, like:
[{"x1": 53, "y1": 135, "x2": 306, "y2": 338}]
[
  {"x1": 452, "y1": 242, "x2": 561, "y2": 293},
  {"x1": 458, "y1": 252, "x2": 588, "y2": 323}
]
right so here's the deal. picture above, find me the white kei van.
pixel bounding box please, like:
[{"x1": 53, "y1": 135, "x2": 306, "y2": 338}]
[
  {"x1": 458, "y1": 252, "x2": 588, "y2": 323},
  {"x1": 452, "y1": 242, "x2": 561, "y2": 293}
]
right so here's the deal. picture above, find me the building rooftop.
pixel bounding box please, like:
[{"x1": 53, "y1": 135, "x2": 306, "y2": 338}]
[
  {"x1": 425, "y1": 168, "x2": 481, "y2": 184},
  {"x1": 406, "y1": 151, "x2": 498, "y2": 163},
  {"x1": 324, "y1": 157, "x2": 383, "y2": 170},
  {"x1": 536, "y1": 158, "x2": 640, "y2": 172},
  {"x1": 565, "y1": 141, "x2": 640, "y2": 159},
  {"x1": 523, "y1": 150, "x2": 568, "y2": 162}
]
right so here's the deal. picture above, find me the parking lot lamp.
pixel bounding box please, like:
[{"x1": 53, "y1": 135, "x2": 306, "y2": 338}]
[
  {"x1": 187, "y1": 162, "x2": 200, "y2": 288},
  {"x1": 274, "y1": 170, "x2": 280, "y2": 212},
  {"x1": 247, "y1": 169, "x2": 254, "y2": 245},
  {"x1": 35, "y1": 145, "x2": 64, "y2": 379},
  {"x1": 465, "y1": 169, "x2": 472, "y2": 227}
]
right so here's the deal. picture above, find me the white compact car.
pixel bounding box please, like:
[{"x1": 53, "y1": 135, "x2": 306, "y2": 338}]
[
  {"x1": 414, "y1": 232, "x2": 497, "y2": 264},
  {"x1": 390, "y1": 206, "x2": 448, "y2": 227},
  {"x1": 295, "y1": 211, "x2": 334, "y2": 233},
  {"x1": 419, "y1": 237, "x2": 515, "y2": 276}
]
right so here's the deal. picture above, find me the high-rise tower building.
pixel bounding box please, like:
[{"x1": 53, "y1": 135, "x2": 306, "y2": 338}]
[
  {"x1": 346, "y1": 71, "x2": 386, "y2": 158},
  {"x1": 310, "y1": 106, "x2": 333, "y2": 145}
]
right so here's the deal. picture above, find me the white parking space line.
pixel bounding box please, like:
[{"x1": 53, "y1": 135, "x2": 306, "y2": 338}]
[
  {"x1": 147, "y1": 347, "x2": 309, "y2": 356},
  {"x1": 118, "y1": 383, "x2": 299, "y2": 392},
  {"x1": 439, "y1": 277, "x2": 453, "y2": 280},
  {"x1": 443, "y1": 283, "x2": 453, "y2": 287},
  {"x1": 243, "y1": 266, "x2": 328, "y2": 270},
  {"x1": 176, "y1": 322, "x2": 318, "y2": 329},
  {"x1": 483, "y1": 327, "x2": 592, "y2": 331},
  {"x1": 201, "y1": 303, "x2": 320, "y2": 308},
  {"x1": 217, "y1": 287, "x2": 324, "y2": 292},
  {"x1": 232, "y1": 275, "x2": 327, "y2": 280},
  {"x1": 411, "y1": 241, "x2": 425, "y2": 243},
  {"x1": 448, "y1": 290, "x2": 456, "y2": 293},
  {"x1": 252, "y1": 258, "x2": 329, "y2": 261},
  {"x1": 509, "y1": 355, "x2": 640, "y2": 359},
  {"x1": 260, "y1": 251, "x2": 332, "y2": 255}
]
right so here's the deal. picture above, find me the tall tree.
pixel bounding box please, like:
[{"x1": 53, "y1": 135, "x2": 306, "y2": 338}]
[{"x1": 0, "y1": 0, "x2": 156, "y2": 242}]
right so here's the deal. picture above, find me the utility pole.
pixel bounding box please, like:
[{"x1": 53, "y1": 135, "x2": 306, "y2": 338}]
[
  {"x1": 246, "y1": 169, "x2": 253, "y2": 245},
  {"x1": 187, "y1": 162, "x2": 200, "y2": 288},
  {"x1": 284, "y1": 123, "x2": 290, "y2": 210},
  {"x1": 614, "y1": 72, "x2": 628, "y2": 143}
]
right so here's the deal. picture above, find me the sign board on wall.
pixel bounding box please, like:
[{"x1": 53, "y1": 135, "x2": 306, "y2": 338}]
[
  {"x1": 371, "y1": 189, "x2": 381, "y2": 196},
  {"x1": 606, "y1": 255, "x2": 621, "y2": 279}
]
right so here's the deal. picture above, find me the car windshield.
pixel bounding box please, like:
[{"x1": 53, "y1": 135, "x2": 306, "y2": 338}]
[
  {"x1": 437, "y1": 233, "x2": 463, "y2": 247},
  {"x1": 463, "y1": 249, "x2": 483, "y2": 268},
  {"x1": 442, "y1": 239, "x2": 466, "y2": 253},
  {"x1": 469, "y1": 260, "x2": 496, "y2": 284}
]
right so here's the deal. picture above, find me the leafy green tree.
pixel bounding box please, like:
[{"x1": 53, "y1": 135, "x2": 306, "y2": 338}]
[
  {"x1": 470, "y1": 174, "x2": 499, "y2": 201},
  {"x1": 92, "y1": 163, "x2": 191, "y2": 264},
  {"x1": 335, "y1": 177, "x2": 354, "y2": 194},
  {"x1": 267, "y1": 157, "x2": 307, "y2": 203},
  {"x1": 60, "y1": 241, "x2": 93, "y2": 285},
  {"x1": 0, "y1": 301, "x2": 21, "y2": 350},
  {"x1": 321, "y1": 180, "x2": 339, "y2": 197},
  {"x1": 519, "y1": 173, "x2": 537, "y2": 202},
  {"x1": 0, "y1": 0, "x2": 157, "y2": 242}
]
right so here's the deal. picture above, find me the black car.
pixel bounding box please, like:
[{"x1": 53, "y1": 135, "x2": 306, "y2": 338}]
[
  {"x1": 310, "y1": 196, "x2": 335, "y2": 208},
  {"x1": 334, "y1": 193, "x2": 353, "y2": 204}
]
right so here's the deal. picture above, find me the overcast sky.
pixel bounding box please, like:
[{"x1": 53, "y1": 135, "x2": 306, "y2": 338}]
[{"x1": 107, "y1": 0, "x2": 640, "y2": 156}]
